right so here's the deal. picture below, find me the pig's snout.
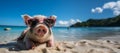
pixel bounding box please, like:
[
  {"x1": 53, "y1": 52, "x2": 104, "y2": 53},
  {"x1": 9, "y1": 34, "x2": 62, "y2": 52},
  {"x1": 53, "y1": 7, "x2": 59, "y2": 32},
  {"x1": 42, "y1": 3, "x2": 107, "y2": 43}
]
[
  {"x1": 37, "y1": 27, "x2": 47, "y2": 34},
  {"x1": 35, "y1": 25, "x2": 48, "y2": 36}
]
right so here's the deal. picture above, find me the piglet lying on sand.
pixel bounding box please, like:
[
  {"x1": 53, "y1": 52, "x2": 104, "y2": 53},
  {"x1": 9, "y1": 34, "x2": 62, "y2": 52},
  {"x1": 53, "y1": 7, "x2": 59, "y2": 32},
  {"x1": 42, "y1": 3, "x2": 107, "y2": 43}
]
[{"x1": 17, "y1": 14, "x2": 56, "y2": 50}]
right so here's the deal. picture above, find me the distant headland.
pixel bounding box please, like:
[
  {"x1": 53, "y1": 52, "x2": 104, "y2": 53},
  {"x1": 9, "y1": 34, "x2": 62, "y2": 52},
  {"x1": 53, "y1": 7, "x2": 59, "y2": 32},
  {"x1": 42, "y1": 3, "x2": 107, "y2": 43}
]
[{"x1": 70, "y1": 15, "x2": 120, "y2": 27}]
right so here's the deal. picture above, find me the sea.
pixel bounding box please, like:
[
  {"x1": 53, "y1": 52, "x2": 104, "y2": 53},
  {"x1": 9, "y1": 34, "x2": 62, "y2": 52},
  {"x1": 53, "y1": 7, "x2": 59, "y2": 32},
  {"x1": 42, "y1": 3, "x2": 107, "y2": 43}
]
[{"x1": 0, "y1": 26, "x2": 120, "y2": 42}]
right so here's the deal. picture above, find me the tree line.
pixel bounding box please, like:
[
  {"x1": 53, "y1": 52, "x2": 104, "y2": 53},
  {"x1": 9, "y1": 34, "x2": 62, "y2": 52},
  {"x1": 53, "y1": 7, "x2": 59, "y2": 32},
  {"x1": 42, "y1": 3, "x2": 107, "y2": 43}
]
[{"x1": 70, "y1": 15, "x2": 120, "y2": 27}]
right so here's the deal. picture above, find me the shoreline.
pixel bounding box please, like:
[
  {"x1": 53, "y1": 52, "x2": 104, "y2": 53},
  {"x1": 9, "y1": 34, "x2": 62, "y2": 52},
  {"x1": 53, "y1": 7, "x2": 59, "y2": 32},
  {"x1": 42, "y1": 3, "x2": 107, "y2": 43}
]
[
  {"x1": 100, "y1": 35, "x2": 120, "y2": 42},
  {"x1": 0, "y1": 35, "x2": 120, "y2": 53}
]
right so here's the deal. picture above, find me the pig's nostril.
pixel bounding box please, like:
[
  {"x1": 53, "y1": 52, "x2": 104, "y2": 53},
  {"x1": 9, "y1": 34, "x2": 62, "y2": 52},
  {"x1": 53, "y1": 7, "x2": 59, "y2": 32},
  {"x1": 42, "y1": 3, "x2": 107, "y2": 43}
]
[
  {"x1": 43, "y1": 29, "x2": 46, "y2": 33},
  {"x1": 37, "y1": 29, "x2": 47, "y2": 34},
  {"x1": 38, "y1": 29, "x2": 41, "y2": 32}
]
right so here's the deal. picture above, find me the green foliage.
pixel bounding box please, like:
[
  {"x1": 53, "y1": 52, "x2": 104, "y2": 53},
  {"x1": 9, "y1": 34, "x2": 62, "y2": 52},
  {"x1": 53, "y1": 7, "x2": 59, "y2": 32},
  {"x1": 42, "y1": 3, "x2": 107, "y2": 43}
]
[{"x1": 70, "y1": 15, "x2": 120, "y2": 27}]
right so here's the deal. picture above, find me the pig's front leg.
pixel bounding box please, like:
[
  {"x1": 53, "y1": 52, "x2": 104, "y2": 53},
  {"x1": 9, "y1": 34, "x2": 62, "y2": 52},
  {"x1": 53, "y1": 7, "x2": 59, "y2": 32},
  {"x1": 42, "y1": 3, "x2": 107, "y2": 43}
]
[
  {"x1": 25, "y1": 38, "x2": 35, "y2": 49},
  {"x1": 46, "y1": 37, "x2": 54, "y2": 47},
  {"x1": 17, "y1": 28, "x2": 29, "y2": 41}
]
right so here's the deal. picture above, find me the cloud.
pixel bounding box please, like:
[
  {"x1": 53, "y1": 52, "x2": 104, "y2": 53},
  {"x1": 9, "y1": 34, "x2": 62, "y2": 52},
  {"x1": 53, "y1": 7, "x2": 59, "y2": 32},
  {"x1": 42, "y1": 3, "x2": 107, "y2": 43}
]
[
  {"x1": 113, "y1": 10, "x2": 120, "y2": 15},
  {"x1": 103, "y1": 1, "x2": 120, "y2": 15},
  {"x1": 91, "y1": 0, "x2": 120, "y2": 15},
  {"x1": 57, "y1": 19, "x2": 81, "y2": 27},
  {"x1": 91, "y1": 8, "x2": 95, "y2": 13},
  {"x1": 70, "y1": 19, "x2": 76, "y2": 24},
  {"x1": 91, "y1": 7, "x2": 103, "y2": 13},
  {"x1": 76, "y1": 19, "x2": 81, "y2": 22},
  {"x1": 58, "y1": 20, "x2": 69, "y2": 25},
  {"x1": 103, "y1": 2, "x2": 116, "y2": 9}
]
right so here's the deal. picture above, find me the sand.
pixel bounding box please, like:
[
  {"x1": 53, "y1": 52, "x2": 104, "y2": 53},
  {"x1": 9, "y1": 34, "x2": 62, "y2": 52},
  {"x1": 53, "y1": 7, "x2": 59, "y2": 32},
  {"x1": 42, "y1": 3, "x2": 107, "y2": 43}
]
[{"x1": 0, "y1": 36, "x2": 120, "y2": 53}]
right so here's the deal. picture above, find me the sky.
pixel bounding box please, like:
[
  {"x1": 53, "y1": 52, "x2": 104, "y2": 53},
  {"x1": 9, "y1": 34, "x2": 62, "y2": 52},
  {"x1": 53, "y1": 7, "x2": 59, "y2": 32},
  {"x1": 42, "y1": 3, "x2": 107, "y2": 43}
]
[{"x1": 0, "y1": 0, "x2": 119, "y2": 26}]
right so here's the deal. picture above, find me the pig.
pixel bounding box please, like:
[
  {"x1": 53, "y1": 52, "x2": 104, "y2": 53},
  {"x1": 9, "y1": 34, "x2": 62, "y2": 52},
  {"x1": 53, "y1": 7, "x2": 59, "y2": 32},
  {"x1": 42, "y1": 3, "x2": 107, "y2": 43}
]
[{"x1": 17, "y1": 14, "x2": 56, "y2": 50}]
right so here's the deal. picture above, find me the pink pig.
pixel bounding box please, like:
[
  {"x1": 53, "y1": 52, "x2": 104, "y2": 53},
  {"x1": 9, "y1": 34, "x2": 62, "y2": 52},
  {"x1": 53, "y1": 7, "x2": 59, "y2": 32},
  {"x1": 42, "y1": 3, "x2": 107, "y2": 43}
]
[{"x1": 17, "y1": 14, "x2": 56, "y2": 50}]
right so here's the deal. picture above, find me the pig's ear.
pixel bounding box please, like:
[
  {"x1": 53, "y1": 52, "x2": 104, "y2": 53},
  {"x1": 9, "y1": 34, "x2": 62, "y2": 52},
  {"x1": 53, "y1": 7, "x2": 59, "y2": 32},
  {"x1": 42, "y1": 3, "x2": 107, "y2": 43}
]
[
  {"x1": 49, "y1": 15, "x2": 57, "y2": 27},
  {"x1": 21, "y1": 14, "x2": 31, "y2": 26},
  {"x1": 45, "y1": 15, "x2": 57, "y2": 27}
]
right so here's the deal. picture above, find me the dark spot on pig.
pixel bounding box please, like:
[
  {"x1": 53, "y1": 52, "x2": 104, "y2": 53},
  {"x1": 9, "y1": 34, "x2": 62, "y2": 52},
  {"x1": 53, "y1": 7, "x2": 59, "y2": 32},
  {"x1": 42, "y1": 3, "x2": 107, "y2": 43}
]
[
  {"x1": 44, "y1": 19, "x2": 55, "y2": 27},
  {"x1": 28, "y1": 19, "x2": 39, "y2": 28},
  {"x1": 28, "y1": 19, "x2": 39, "y2": 32}
]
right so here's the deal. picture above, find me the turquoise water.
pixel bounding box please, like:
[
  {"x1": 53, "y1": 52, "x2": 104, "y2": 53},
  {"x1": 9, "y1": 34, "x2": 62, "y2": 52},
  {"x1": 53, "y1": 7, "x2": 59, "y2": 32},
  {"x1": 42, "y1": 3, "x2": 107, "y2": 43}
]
[{"x1": 0, "y1": 26, "x2": 120, "y2": 42}]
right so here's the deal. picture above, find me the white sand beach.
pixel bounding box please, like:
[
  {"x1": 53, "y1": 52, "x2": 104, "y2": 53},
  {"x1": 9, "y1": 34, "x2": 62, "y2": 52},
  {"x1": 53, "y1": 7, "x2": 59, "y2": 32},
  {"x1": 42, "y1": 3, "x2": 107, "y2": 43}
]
[{"x1": 0, "y1": 35, "x2": 120, "y2": 53}]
